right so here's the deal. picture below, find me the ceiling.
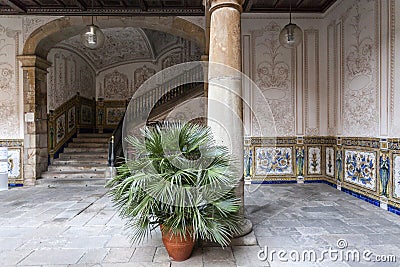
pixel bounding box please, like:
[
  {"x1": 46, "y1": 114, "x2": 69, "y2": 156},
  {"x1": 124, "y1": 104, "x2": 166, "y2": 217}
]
[
  {"x1": 55, "y1": 27, "x2": 201, "y2": 71},
  {"x1": 0, "y1": 0, "x2": 337, "y2": 15}
]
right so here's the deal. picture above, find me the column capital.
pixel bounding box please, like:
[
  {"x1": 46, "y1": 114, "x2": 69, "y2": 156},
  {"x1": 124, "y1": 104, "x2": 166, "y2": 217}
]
[
  {"x1": 17, "y1": 55, "x2": 51, "y2": 71},
  {"x1": 209, "y1": 0, "x2": 244, "y2": 14}
]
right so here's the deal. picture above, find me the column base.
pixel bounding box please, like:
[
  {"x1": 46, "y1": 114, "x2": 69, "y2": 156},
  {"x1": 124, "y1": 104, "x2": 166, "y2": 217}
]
[
  {"x1": 233, "y1": 218, "x2": 253, "y2": 238},
  {"x1": 105, "y1": 167, "x2": 117, "y2": 182}
]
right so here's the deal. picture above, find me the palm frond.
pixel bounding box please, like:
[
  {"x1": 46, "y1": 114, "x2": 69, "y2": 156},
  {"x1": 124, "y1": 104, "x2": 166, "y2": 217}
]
[{"x1": 106, "y1": 121, "x2": 242, "y2": 246}]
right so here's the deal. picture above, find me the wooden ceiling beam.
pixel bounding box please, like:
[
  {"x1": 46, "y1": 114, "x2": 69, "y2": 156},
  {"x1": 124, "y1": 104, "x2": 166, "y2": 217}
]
[
  {"x1": 295, "y1": 0, "x2": 304, "y2": 8},
  {"x1": 75, "y1": 0, "x2": 87, "y2": 10},
  {"x1": 138, "y1": 0, "x2": 147, "y2": 11},
  {"x1": 244, "y1": 0, "x2": 254, "y2": 12},
  {"x1": 0, "y1": 0, "x2": 26, "y2": 12}
]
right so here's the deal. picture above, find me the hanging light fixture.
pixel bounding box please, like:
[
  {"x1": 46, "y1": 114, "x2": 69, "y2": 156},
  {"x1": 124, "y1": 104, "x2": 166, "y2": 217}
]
[
  {"x1": 81, "y1": 0, "x2": 105, "y2": 49},
  {"x1": 279, "y1": 0, "x2": 302, "y2": 48}
]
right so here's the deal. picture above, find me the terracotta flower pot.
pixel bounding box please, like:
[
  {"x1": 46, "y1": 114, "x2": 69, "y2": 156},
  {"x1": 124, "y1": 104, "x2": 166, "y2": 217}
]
[{"x1": 161, "y1": 226, "x2": 195, "y2": 261}]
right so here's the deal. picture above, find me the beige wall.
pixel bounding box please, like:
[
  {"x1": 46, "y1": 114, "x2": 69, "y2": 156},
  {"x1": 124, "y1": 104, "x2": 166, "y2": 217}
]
[
  {"x1": 242, "y1": 0, "x2": 398, "y2": 138},
  {"x1": 47, "y1": 48, "x2": 96, "y2": 111}
]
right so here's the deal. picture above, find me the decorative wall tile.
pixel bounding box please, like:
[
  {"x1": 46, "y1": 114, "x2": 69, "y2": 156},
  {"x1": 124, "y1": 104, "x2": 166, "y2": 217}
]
[
  {"x1": 344, "y1": 150, "x2": 376, "y2": 190},
  {"x1": 379, "y1": 153, "x2": 390, "y2": 197},
  {"x1": 308, "y1": 147, "x2": 321, "y2": 175},
  {"x1": 7, "y1": 148, "x2": 21, "y2": 180},
  {"x1": 67, "y1": 106, "x2": 75, "y2": 133},
  {"x1": 393, "y1": 155, "x2": 400, "y2": 199},
  {"x1": 244, "y1": 148, "x2": 253, "y2": 178},
  {"x1": 106, "y1": 107, "x2": 125, "y2": 125},
  {"x1": 336, "y1": 150, "x2": 343, "y2": 181},
  {"x1": 56, "y1": 114, "x2": 65, "y2": 144},
  {"x1": 81, "y1": 105, "x2": 93, "y2": 125},
  {"x1": 326, "y1": 147, "x2": 335, "y2": 177},
  {"x1": 255, "y1": 147, "x2": 293, "y2": 175},
  {"x1": 296, "y1": 147, "x2": 305, "y2": 177}
]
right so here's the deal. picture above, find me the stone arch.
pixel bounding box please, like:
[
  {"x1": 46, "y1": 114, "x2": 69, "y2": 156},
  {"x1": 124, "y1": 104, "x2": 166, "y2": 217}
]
[
  {"x1": 19, "y1": 16, "x2": 205, "y2": 185},
  {"x1": 23, "y1": 16, "x2": 206, "y2": 59}
]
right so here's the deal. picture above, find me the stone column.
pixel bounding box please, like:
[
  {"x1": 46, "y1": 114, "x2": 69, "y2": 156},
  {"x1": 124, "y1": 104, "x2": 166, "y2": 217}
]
[
  {"x1": 207, "y1": 0, "x2": 252, "y2": 236},
  {"x1": 18, "y1": 55, "x2": 51, "y2": 186}
]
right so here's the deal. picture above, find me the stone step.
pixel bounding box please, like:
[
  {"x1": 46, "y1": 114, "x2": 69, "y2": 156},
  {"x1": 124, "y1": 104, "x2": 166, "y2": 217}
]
[
  {"x1": 59, "y1": 152, "x2": 108, "y2": 160},
  {"x1": 63, "y1": 147, "x2": 108, "y2": 153},
  {"x1": 36, "y1": 177, "x2": 106, "y2": 187},
  {"x1": 52, "y1": 159, "x2": 108, "y2": 165},
  {"x1": 41, "y1": 170, "x2": 105, "y2": 179},
  {"x1": 48, "y1": 165, "x2": 107, "y2": 172},
  {"x1": 72, "y1": 137, "x2": 110, "y2": 143},
  {"x1": 77, "y1": 133, "x2": 112, "y2": 138},
  {"x1": 68, "y1": 142, "x2": 109, "y2": 148}
]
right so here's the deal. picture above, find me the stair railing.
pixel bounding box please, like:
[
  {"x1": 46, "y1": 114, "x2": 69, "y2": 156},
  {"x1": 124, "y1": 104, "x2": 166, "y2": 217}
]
[
  {"x1": 108, "y1": 64, "x2": 204, "y2": 168},
  {"x1": 108, "y1": 113, "x2": 124, "y2": 167}
]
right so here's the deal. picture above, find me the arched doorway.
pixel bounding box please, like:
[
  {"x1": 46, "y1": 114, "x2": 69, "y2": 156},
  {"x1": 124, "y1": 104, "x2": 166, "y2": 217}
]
[{"x1": 19, "y1": 16, "x2": 205, "y2": 185}]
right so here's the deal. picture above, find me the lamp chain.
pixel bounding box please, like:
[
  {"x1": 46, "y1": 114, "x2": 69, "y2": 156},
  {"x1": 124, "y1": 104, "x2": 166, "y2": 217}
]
[{"x1": 91, "y1": 0, "x2": 94, "y2": 25}]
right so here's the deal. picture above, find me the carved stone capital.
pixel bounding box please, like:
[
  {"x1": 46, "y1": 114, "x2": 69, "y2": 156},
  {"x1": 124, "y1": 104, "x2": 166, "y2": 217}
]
[
  {"x1": 209, "y1": 0, "x2": 244, "y2": 14},
  {"x1": 17, "y1": 55, "x2": 51, "y2": 71}
]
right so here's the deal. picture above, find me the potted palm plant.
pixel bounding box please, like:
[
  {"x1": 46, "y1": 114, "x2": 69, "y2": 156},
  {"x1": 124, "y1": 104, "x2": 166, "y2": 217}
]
[{"x1": 106, "y1": 122, "x2": 242, "y2": 261}]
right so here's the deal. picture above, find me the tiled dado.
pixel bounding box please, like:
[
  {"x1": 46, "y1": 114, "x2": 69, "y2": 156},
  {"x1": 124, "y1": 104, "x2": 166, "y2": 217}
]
[
  {"x1": 0, "y1": 139, "x2": 23, "y2": 186},
  {"x1": 244, "y1": 136, "x2": 400, "y2": 216}
]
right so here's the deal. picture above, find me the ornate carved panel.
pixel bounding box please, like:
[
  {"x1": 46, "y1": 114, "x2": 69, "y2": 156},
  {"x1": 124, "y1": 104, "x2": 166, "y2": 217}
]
[
  {"x1": 104, "y1": 70, "x2": 129, "y2": 100},
  {"x1": 134, "y1": 65, "x2": 156, "y2": 92},
  {"x1": 162, "y1": 52, "x2": 182, "y2": 69}
]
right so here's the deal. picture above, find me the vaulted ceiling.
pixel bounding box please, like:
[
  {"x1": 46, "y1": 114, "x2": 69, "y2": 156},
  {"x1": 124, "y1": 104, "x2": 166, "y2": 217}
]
[
  {"x1": 55, "y1": 27, "x2": 201, "y2": 71},
  {"x1": 0, "y1": 0, "x2": 337, "y2": 15}
]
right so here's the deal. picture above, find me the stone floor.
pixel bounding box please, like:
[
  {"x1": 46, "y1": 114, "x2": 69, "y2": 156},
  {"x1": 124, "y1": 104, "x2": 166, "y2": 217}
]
[{"x1": 0, "y1": 183, "x2": 399, "y2": 266}]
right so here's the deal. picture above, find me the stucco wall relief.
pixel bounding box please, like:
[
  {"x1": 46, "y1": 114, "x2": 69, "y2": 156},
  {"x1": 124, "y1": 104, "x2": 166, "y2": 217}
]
[
  {"x1": 342, "y1": 0, "x2": 379, "y2": 137},
  {"x1": 0, "y1": 23, "x2": 20, "y2": 139},
  {"x1": 251, "y1": 22, "x2": 295, "y2": 137}
]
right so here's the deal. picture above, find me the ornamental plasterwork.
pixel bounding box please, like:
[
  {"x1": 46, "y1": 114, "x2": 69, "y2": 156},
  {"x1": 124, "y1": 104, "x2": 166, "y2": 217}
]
[
  {"x1": 104, "y1": 70, "x2": 129, "y2": 100},
  {"x1": 134, "y1": 65, "x2": 156, "y2": 92},
  {"x1": 79, "y1": 65, "x2": 95, "y2": 99},
  {"x1": 343, "y1": 0, "x2": 378, "y2": 136},
  {"x1": 61, "y1": 27, "x2": 153, "y2": 70},
  {"x1": 251, "y1": 22, "x2": 295, "y2": 137},
  {"x1": 0, "y1": 23, "x2": 20, "y2": 139},
  {"x1": 162, "y1": 52, "x2": 182, "y2": 69},
  {"x1": 143, "y1": 29, "x2": 180, "y2": 57},
  {"x1": 48, "y1": 49, "x2": 95, "y2": 110},
  {"x1": 22, "y1": 16, "x2": 60, "y2": 44}
]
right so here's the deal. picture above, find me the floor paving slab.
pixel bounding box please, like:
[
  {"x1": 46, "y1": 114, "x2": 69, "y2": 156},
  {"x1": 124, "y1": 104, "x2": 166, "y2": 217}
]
[{"x1": 0, "y1": 183, "x2": 398, "y2": 266}]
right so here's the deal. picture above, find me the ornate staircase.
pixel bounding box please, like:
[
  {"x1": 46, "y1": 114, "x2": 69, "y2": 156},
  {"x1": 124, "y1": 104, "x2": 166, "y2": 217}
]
[
  {"x1": 37, "y1": 133, "x2": 111, "y2": 186},
  {"x1": 37, "y1": 64, "x2": 204, "y2": 187}
]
